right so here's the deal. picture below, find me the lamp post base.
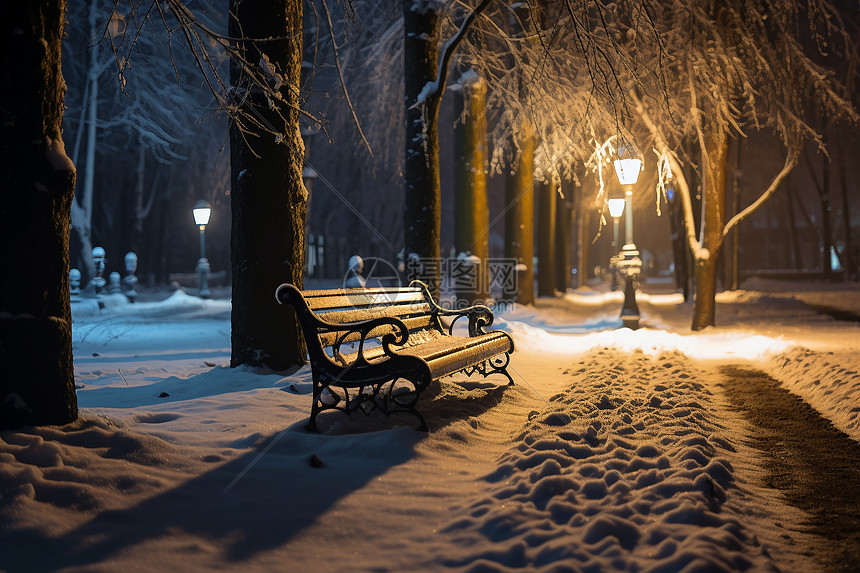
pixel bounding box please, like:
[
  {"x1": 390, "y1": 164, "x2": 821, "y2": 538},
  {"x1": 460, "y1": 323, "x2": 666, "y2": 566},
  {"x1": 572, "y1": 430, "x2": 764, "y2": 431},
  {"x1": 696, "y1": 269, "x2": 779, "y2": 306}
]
[
  {"x1": 197, "y1": 257, "x2": 211, "y2": 299},
  {"x1": 620, "y1": 269, "x2": 640, "y2": 330}
]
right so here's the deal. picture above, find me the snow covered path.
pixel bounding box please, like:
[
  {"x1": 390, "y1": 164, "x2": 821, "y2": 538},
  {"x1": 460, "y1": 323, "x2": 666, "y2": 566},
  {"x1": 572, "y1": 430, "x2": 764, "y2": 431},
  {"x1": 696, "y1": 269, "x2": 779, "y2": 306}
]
[
  {"x1": 721, "y1": 365, "x2": 860, "y2": 572},
  {"x1": 1, "y1": 283, "x2": 859, "y2": 572}
]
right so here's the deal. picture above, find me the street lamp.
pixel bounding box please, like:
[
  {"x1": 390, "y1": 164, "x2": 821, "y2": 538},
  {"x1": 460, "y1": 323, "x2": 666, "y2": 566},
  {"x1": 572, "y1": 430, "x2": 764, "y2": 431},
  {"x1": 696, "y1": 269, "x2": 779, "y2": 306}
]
[
  {"x1": 607, "y1": 197, "x2": 626, "y2": 248},
  {"x1": 193, "y1": 200, "x2": 212, "y2": 299},
  {"x1": 612, "y1": 145, "x2": 643, "y2": 329},
  {"x1": 607, "y1": 196, "x2": 626, "y2": 291}
]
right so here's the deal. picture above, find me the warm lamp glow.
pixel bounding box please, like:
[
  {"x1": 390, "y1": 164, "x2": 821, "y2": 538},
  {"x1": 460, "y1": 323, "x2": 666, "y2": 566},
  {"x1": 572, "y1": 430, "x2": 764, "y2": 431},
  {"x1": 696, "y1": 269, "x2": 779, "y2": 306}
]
[
  {"x1": 607, "y1": 198, "x2": 626, "y2": 218},
  {"x1": 613, "y1": 157, "x2": 642, "y2": 186},
  {"x1": 193, "y1": 200, "x2": 212, "y2": 226}
]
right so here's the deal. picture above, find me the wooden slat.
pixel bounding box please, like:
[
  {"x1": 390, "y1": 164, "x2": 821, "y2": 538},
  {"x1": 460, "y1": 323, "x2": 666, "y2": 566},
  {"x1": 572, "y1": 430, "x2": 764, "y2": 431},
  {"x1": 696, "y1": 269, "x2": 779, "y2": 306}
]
[
  {"x1": 304, "y1": 288, "x2": 426, "y2": 311},
  {"x1": 397, "y1": 331, "x2": 511, "y2": 363},
  {"x1": 302, "y1": 286, "x2": 420, "y2": 297},
  {"x1": 318, "y1": 315, "x2": 436, "y2": 347},
  {"x1": 334, "y1": 327, "x2": 446, "y2": 365},
  {"x1": 333, "y1": 331, "x2": 511, "y2": 374},
  {"x1": 404, "y1": 333, "x2": 513, "y2": 379},
  {"x1": 317, "y1": 302, "x2": 434, "y2": 325}
]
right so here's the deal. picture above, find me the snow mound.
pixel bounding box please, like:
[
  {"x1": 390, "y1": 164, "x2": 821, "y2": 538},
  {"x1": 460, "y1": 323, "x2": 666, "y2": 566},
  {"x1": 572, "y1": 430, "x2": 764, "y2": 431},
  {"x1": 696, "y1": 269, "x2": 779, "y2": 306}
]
[
  {"x1": 72, "y1": 290, "x2": 230, "y2": 321},
  {"x1": 764, "y1": 347, "x2": 860, "y2": 443},
  {"x1": 0, "y1": 416, "x2": 189, "y2": 538}
]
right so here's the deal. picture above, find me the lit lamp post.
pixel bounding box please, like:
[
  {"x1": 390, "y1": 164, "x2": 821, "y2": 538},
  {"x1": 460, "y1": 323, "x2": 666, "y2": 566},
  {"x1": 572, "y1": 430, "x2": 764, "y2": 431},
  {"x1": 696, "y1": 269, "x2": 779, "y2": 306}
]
[
  {"x1": 193, "y1": 200, "x2": 212, "y2": 299},
  {"x1": 613, "y1": 147, "x2": 643, "y2": 329},
  {"x1": 607, "y1": 196, "x2": 626, "y2": 290}
]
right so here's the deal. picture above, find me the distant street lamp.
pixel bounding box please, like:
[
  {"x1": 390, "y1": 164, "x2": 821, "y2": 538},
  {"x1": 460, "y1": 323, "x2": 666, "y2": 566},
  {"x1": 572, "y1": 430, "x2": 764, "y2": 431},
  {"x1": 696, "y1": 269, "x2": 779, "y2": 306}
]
[
  {"x1": 607, "y1": 197, "x2": 626, "y2": 249},
  {"x1": 613, "y1": 145, "x2": 643, "y2": 329},
  {"x1": 607, "y1": 196, "x2": 626, "y2": 290},
  {"x1": 193, "y1": 200, "x2": 212, "y2": 299}
]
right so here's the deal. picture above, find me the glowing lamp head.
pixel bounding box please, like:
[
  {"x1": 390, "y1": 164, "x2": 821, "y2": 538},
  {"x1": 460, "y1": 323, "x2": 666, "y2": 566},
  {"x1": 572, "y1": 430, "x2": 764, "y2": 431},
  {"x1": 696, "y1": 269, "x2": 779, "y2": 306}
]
[
  {"x1": 613, "y1": 157, "x2": 642, "y2": 186},
  {"x1": 607, "y1": 198, "x2": 626, "y2": 218},
  {"x1": 193, "y1": 200, "x2": 212, "y2": 227}
]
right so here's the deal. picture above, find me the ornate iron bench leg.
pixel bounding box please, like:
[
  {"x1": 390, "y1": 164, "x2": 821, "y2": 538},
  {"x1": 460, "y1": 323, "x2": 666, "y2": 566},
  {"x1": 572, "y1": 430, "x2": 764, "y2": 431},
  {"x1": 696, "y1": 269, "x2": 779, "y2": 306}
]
[
  {"x1": 487, "y1": 353, "x2": 515, "y2": 386},
  {"x1": 307, "y1": 383, "x2": 323, "y2": 432},
  {"x1": 382, "y1": 375, "x2": 431, "y2": 431},
  {"x1": 307, "y1": 375, "x2": 338, "y2": 433}
]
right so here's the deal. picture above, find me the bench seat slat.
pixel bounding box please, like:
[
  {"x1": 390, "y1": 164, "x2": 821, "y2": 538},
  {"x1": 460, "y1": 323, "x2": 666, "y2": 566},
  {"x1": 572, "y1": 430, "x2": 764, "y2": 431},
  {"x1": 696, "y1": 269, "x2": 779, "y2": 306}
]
[
  {"x1": 337, "y1": 331, "x2": 512, "y2": 379},
  {"x1": 396, "y1": 331, "x2": 512, "y2": 379}
]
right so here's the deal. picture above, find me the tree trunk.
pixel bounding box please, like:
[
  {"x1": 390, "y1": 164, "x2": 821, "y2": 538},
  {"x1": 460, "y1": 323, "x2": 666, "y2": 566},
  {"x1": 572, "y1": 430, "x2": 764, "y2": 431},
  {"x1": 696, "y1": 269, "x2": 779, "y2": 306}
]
[
  {"x1": 537, "y1": 175, "x2": 557, "y2": 297},
  {"x1": 132, "y1": 144, "x2": 146, "y2": 254},
  {"x1": 666, "y1": 185, "x2": 690, "y2": 300},
  {"x1": 820, "y1": 149, "x2": 833, "y2": 274},
  {"x1": 453, "y1": 72, "x2": 489, "y2": 304},
  {"x1": 577, "y1": 207, "x2": 590, "y2": 288},
  {"x1": 229, "y1": 0, "x2": 307, "y2": 370},
  {"x1": 504, "y1": 129, "x2": 536, "y2": 305},
  {"x1": 786, "y1": 182, "x2": 803, "y2": 270},
  {"x1": 69, "y1": 0, "x2": 100, "y2": 281},
  {"x1": 403, "y1": 2, "x2": 442, "y2": 294},
  {"x1": 691, "y1": 133, "x2": 729, "y2": 331},
  {"x1": 729, "y1": 138, "x2": 741, "y2": 290},
  {"x1": 555, "y1": 186, "x2": 572, "y2": 293},
  {"x1": 804, "y1": 144, "x2": 835, "y2": 274},
  {"x1": 838, "y1": 129, "x2": 855, "y2": 279},
  {"x1": 0, "y1": 0, "x2": 78, "y2": 428}
]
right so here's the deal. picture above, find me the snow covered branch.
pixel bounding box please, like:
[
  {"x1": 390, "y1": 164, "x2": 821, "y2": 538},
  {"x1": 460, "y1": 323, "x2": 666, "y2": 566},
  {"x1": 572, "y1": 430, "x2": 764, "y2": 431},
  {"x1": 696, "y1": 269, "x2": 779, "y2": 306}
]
[
  {"x1": 631, "y1": 89, "x2": 708, "y2": 262},
  {"x1": 413, "y1": 0, "x2": 492, "y2": 108}
]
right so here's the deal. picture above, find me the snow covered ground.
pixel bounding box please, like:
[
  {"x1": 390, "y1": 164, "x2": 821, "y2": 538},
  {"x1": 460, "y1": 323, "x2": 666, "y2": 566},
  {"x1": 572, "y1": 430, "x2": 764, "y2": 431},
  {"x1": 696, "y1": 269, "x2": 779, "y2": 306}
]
[{"x1": 1, "y1": 280, "x2": 859, "y2": 572}]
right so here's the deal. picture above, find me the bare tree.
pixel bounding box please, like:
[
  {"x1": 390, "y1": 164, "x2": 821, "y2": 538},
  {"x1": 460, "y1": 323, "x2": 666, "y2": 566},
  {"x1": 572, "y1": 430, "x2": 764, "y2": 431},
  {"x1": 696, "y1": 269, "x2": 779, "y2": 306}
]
[
  {"x1": 62, "y1": 0, "x2": 199, "y2": 280},
  {"x1": 624, "y1": 0, "x2": 857, "y2": 329},
  {"x1": 228, "y1": 0, "x2": 308, "y2": 370},
  {"x1": 402, "y1": 0, "x2": 491, "y2": 294},
  {"x1": 91, "y1": 0, "x2": 311, "y2": 369},
  {"x1": 453, "y1": 70, "x2": 490, "y2": 304},
  {"x1": 301, "y1": 0, "x2": 857, "y2": 328}
]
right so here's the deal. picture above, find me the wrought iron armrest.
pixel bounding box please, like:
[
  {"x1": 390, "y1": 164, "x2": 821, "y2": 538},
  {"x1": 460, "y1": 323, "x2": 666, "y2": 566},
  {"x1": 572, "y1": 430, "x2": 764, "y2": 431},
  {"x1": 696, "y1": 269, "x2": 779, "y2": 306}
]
[
  {"x1": 408, "y1": 280, "x2": 494, "y2": 336},
  {"x1": 276, "y1": 283, "x2": 410, "y2": 363},
  {"x1": 320, "y1": 315, "x2": 411, "y2": 365}
]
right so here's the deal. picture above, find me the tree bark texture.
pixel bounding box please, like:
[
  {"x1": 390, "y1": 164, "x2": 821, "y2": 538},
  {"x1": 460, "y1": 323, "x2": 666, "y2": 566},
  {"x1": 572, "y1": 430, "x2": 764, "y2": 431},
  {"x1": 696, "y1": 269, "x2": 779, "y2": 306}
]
[
  {"x1": 691, "y1": 133, "x2": 729, "y2": 331},
  {"x1": 0, "y1": 0, "x2": 78, "y2": 428},
  {"x1": 504, "y1": 129, "x2": 536, "y2": 305},
  {"x1": 403, "y1": 3, "x2": 442, "y2": 293},
  {"x1": 537, "y1": 175, "x2": 557, "y2": 297},
  {"x1": 453, "y1": 73, "x2": 489, "y2": 304},
  {"x1": 229, "y1": 0, "x2": 307, "y2": 370}
]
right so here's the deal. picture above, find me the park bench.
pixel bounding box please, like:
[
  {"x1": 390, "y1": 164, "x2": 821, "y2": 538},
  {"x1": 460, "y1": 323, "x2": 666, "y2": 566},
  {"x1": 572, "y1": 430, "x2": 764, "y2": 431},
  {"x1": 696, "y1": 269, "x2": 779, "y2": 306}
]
[{"x1": 275, "y1": 281, "x2": 515, "y2": 431}]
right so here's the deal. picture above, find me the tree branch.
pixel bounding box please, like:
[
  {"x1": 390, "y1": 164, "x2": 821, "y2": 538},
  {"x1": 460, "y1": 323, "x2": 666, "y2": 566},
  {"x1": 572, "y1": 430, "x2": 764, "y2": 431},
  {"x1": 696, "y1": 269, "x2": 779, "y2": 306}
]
[
  {"x1": 425, "y1": 0, "x2": 492, "y2": 105},
  {"x1": 321, "y1": 0, "x2": 373, "y2": 157},
  {"x1": 631, "y1": 89, "x2": 708, "y2": 261},
  {"x1": 723, "y1": 149, "x2": 798, "y2": 238}
]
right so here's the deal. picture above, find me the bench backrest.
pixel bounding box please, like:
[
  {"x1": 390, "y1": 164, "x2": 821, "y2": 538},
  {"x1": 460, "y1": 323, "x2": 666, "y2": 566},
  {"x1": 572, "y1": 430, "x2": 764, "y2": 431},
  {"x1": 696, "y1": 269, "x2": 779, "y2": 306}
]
[{"x1": 298, "y1": 286, "x2": 441, "y2": 348}]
